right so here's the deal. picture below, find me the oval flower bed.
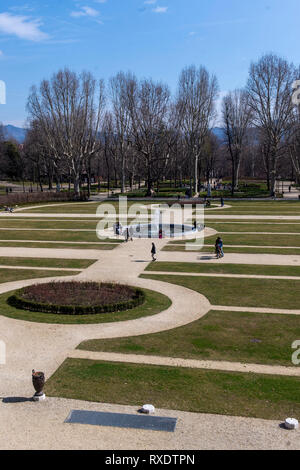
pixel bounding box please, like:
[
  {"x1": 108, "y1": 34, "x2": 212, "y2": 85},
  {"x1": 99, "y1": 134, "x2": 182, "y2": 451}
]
[{"x1": 7, "y1": 281, "x2": 145, "y2": 315}]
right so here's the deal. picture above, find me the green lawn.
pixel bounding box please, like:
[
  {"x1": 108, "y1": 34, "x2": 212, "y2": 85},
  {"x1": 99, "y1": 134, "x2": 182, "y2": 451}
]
[
  {"x1": 208, "y1": 223, "x2": 300, "y2": 233},
  {"x1": 21, "y1": 202, "x2": 102, "y2": 214},
  {"x1": 216, "y1": 210, "x2": 300, "y2": 216},
  {"x1": 0, "y1": 268, "x2": 79, "y2": 284},
  {"x1": 45, "y1": 358, "x2": 300, "y2": 420},
  {"x1": 0, "y1": 229, "x2": 120, "y2": 243},
  {"x1": 145, "y1": 262, "x2": 300, "y2": 277},
  {"x1": 0, "y1": 219, "x2": 137, "y2": 230},
  {"x1": 205, "y1": 201, "x2": 300, "y2": 216},
  {"x1": 0, "y1": 220, "x2": 99, "y2": 230},
  {"x1": 78, "y1": 310, "x2": 300, "y2": 366},
  {"x1": 0, "y1": 257, "x2": 96, "y2": 269},
  {"x1": 0, "y1": 288, "x2": 171, "y2": 324},
  {"x1": 206, "y1": 219, "x2": 300, "y2": 224},
  {"x1": 173, "y1": 234, "x2": 300, "y2": 247},
  {"x1": 141, "y1": 274, "x2": 300, "y2": 309},
  {"x1": 21, "y1": 200, "x2": 156, "y2": 214},
  {"x1": 208, "y1": 233, "x2": 300, "y2": 247}
]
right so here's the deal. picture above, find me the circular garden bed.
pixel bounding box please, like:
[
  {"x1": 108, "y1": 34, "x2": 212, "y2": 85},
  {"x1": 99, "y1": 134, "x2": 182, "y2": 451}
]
[{"x1": 7, "y1": 281, "x2": 145, "y2": 315}]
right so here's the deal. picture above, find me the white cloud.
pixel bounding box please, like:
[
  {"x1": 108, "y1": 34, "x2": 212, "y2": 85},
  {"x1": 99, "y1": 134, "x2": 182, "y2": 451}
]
[
  {"x1": 152, "y1": 6, "x2": 168, "y2": 13},
  {"x1": 71, "y1": 6, "x2": 99, "y2": 18},
  {"x1": 0, "y1": 12, "x2": 48, "y2": 41}
]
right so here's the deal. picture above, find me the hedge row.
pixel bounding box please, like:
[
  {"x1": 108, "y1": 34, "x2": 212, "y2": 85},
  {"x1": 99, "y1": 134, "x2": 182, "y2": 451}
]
[{"x1": 7, "y1": 288, "x2": 145, "y2": 316}]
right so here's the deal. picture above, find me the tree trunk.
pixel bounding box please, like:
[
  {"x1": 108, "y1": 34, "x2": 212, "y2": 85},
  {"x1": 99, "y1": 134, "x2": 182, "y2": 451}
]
[
  {"x1": 146, "y1": 159, "x2": 152, "y2": 197},
  {"x1": 234, "y1": 158, "x2": 241, "y2": 190},
  {"x1": 194, "y1": 153, "x2": 198, "y2": 195},
  {"x1": 121, "y1": 150, "x2": 126, "y2": 193},
  {"x1": 73, "y1": 174, "x2": 80, "y2": 198}
]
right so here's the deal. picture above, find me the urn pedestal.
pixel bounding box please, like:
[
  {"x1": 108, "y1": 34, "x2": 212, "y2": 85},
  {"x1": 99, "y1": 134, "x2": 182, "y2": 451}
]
[{"x1": 32, "y1": 370, "x2": 46, "y2": 401}]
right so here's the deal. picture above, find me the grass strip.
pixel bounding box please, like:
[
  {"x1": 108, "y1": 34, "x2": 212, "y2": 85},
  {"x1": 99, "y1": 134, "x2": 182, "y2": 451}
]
[
  {"x1": 78, "y1": 310, "x2": 300, "y2": 367},
  {"x1": 0, "y1": 268, "x2": 79, "y2": 284},
  {"x1": 141, "y1": 273, "x2": 300, "y2": 309},
  {"x1": 45, "y1": 358, "x2": 300, "y2": 420},
  {"x1": 0, "y1": 257, "x2": 96, "y2": 269},
  {"x1": 145, "y1": 261, "x2": 300, "y2": 277},
  {"x1": 172, "y1": 234, "x2": 300, "y2": 247},
  {"x1": 0, "y1": 230, "x2": 120, "y2": 243}
]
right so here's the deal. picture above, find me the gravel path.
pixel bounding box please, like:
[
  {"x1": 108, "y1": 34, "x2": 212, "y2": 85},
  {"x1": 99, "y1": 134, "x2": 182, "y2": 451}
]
[
  {"x1": 158, "y1": 251, "x2": 300, "y2": 265},
  {"x1": 70, "y1": 350, "x2": 300, "y2": 377},
  {"x1": 0, "y1": 397, "x2": 298, "y2": 450}
]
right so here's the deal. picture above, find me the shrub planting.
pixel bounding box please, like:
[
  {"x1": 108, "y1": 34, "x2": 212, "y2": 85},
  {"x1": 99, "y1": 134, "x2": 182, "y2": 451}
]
[{"x1": 8, "y1": 281, "x2": 145, "y2": 315}]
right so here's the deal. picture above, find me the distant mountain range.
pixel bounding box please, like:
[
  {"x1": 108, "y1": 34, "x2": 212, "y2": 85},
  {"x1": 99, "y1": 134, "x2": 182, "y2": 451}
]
[
  {"x1": 3, "y1": 125, "x2": 27, "y2": 144},
  {"x1": 2, "y1": 125, "x2": 226, "y2": 145}
]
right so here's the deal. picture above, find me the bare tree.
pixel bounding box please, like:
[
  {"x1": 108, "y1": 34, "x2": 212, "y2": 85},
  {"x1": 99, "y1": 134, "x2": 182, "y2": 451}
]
[
  {"x1": 222, "y1": 89, "x2": 253, "y2": 194},
  {"x1": 177, "y1": 65, "x2": 218, "y2": 195},
  {"x1": 110, "y1": 71, "x2": 135, "y2": 193},
  {"x1": 27, "y1": 68, "x2": 105, "y2": 197},
  {"x1": 127, "y1": 78, "x2": 170, "y2": 196},
  {"x1": 202, "y1": 132, "x2": 220, "y2": 185},
  {"x1": 247, "y1": 54, "x2": 295, "y2": 196},
  {"x1": 288, "y1": 104, "x2": 300, "y2": 185}
]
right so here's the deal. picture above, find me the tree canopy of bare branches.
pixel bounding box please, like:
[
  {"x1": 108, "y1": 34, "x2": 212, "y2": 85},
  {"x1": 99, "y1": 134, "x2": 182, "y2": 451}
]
[
  {"x1": 27, "y1": 68, "x2": 105, "y2": 196},
  {"x1": 222, "y1": 89, "x2": 253, "y2": 194},
  {"x1": 247, "y1": 54, "x2": 296, "y2": 195},
  {"x1": 177, "y1": 65, "x2": 218, "y2": 194}
]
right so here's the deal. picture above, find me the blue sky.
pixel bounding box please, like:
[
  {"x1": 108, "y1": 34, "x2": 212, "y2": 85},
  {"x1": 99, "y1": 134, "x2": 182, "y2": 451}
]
[{"x1": 0, "y1": 0, "x2": 299, "y2": 127}]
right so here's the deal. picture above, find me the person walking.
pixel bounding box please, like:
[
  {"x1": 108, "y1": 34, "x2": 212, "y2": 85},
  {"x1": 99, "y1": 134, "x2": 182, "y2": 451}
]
[
  {"x1": 125, "y1": 228, "x2": 129, "y2": 242},
  {"x1": 151, "y1": 242, "x2": 157, "y2": 261},
  {"x1": 129, "y1": 225, "x2": 134, "y2": 241},
  {"x1": 215, "y1": 237, "x2": 224, "y2": 258}
]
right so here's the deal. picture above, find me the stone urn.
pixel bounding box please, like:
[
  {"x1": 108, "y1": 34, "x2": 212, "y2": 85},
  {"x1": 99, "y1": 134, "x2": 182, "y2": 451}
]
[{"x1": 32, "y1": 369, "x2": 46, "y2": 401}]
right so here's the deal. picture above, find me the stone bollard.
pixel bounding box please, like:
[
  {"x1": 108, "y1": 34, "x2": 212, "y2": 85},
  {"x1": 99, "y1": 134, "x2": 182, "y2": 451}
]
[
  {"x1": 140, "y1": 404, "x2": 155, "y2": 414},
  {"x1": 285, "y1": 418, "x2": 299, "y2": 430}
]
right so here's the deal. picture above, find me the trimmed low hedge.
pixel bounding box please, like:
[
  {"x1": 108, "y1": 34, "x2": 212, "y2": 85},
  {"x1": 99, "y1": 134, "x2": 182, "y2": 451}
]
[{"x1": 7, "y1": 285, "x2": 145, "y2": 316}]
